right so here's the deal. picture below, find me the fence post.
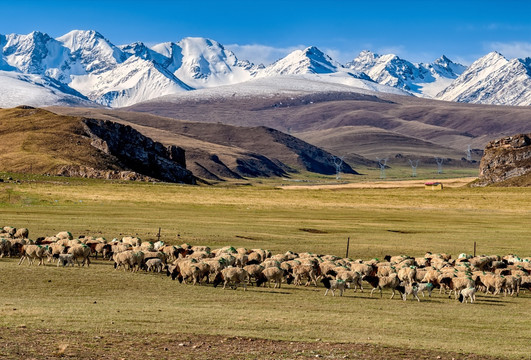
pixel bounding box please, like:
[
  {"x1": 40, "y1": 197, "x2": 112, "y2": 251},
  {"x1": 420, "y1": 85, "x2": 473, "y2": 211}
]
[{"x1": 346, "y1": 237, "x2": 350, "y2": 258}]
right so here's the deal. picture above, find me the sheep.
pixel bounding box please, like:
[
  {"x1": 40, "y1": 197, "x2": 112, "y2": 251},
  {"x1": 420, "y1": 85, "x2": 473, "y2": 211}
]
[
  {"x1": 122, "y1": 236, "x2": 141, "y2": 246},
  {"x1": 160, "y1": 245, "x2": 180, "y2": 262},
  {"x1": 56, "y1": 253, "x2": 75, "y2": 267},
  {"x1": 377, "y1": 265, "x2": 397, "y2": 277},
  {"x1": 396, "y1": 282, "x2": 420, "y2": 302},
  {"x1": 145, "y1": 258, "x2": 164, "y2": 273},
  {"x1": 114, "y1": 251, "x2": 135, "y2": 271},
  {"x1": 363, "y1": 274, "x2": 401, "y2": 299},
  {"x1": 194, "y1": 262, "x2": 211, "y2": 284},
  {"x1": 171, "y1": 261, "x2": 200, "y2": 285},
  {"x1": 234, "y1": 253, "x2": 248, "y2": 267},
  {"x1": 438, "y1": 275, "x2": 475, "y2": 299},
  {"x1": 94, "y1": 243, "x2": 112, "y2": 259},
  {"x1": 397, "y1": 266, "x2": 417, "y2": 285},
  {"x1": 292, "y1": 264, "x2": 320, "y2": 287},
  {"x1": 502, "y1": 275, "x2": 521, "y2": 296},
  {"x1": 416, "y1": 282, "x2": 435, "y2": 297},
  {"x1": 256, "y1": 267, "x2": 292, "y2": 288},
  {"x1": 191, "y1": 245, "x2": 211, "y2": 253},
  {"x1": 350, "y1": 263, "x2": 376, "y2": 277},
  {"x1": 56, "y1": 231, "x2": 73, "y2": 240},
  {"x1": 213, "y1": 267, "x2": 249, "y2": 290},
  {"x1": 3, "y1": 226, "x2": 17, "y2": 238},
  {"x1": 153, "y1": 240, "x2": 165, "y2": 251},
  {"x1": 243, "y1": 264, "x2": 265, "y2": 285},
  {"x1": 46, "y1": 243, "x2": 66, "y2": 262},
  {"x1": 67, "y1": 244, "x2": 92, "y2": 267},
  {"x1": 0, "y1": 238, "x2": 12, "y2": 257},
  {"x1": 139, "y1": 241, "x2": 154, "y2": 252},
  {"x1": 18, "y1": 244, "x2": 48, "y2": 265},
  {"x1": 458, "y1": 287, "x2": 477, "y2": 303},
  {"x1": 321, "y1": 277, "x2": 349, "y2": 296},
  {"x1": 14, "y1": 228, "x2": 29, "y2": 239},
  {"x1": 331, "y1": 270, "x2": 363, "y2": 292},
  {"x1": 261, "y1": 259, "x2": 281, "y2": 269},
  {"x1": 476, "y1": 273, "x2": 506, "y2": 295}
]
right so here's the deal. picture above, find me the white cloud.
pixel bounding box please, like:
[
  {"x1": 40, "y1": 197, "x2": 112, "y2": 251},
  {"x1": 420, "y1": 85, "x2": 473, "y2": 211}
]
[
  {"x1": 225, "y1": 44, "x2": 306, "y2": 66},
  {"x1": 487, "y1": 41, "x2": 531, "y2": 59}
]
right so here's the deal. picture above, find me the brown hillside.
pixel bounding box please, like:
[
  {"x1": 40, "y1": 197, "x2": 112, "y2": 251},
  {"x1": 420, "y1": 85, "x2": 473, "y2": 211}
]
[
  {"x1": 124, "y1": 92, "x2": 531, "y2": 164},
  {"x1": 0, "y1": 107, "x2": 195, "y2": 183},
  {"x1": 49, "y1": 107, "x2": 359, "y2": 179}
]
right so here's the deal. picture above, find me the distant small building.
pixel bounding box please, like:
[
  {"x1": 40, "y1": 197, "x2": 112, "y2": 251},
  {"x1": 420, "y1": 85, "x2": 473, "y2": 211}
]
[{"x1": 425, "y1": 182, "x2": 443, "y2": 190}]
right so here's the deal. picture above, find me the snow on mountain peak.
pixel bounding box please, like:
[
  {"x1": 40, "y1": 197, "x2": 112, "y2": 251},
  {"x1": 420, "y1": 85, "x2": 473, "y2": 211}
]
[
  {"x1": 57, "y1": 29, "x2": 126, "y2": 74},
  {"x1": 259, "y1": 46, "x2": 340, "y2": 77}
]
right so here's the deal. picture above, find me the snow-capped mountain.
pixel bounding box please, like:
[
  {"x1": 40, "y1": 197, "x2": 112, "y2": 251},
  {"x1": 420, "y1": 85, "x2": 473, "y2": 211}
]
[
  {"x1": 346, "y1": 51, "x2": 466, "y2": 98},
  {"x1": 0, "y1": 30, "x2": 529, "y2": 108},
  {"x1": 437, "y1": 52, "x2": 531, "y2": 106},
  {"x1": 0, "y1": 70, "x2": 94, "y2": 108},
  {"x1": 260, "y1": 46, "x2": 341, "y2": 76}
]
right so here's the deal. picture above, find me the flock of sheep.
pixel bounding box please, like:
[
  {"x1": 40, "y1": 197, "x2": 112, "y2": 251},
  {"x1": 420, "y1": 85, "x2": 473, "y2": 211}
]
[{"x1": 2, "y1": 226, "x2": 531, "y2": 303}]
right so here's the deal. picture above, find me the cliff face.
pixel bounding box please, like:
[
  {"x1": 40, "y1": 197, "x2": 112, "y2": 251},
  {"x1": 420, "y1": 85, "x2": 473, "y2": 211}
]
[
  {"x1": 476, "y1": 133, "x2": 531, "y2": 187},
  {"x1": 81, "y1": 118, "x2": 196, "y2": 184}
]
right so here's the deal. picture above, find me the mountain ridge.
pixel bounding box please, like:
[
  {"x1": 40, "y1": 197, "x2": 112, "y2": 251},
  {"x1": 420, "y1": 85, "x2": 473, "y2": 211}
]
[{"x1": 1, "y1": 30, "x2": 530, "y2": 107}]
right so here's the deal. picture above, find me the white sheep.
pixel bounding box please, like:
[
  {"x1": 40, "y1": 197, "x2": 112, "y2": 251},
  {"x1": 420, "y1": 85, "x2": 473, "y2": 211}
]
[{"x1": 458, "y1": 287, "x2": 477, "y2": 303}]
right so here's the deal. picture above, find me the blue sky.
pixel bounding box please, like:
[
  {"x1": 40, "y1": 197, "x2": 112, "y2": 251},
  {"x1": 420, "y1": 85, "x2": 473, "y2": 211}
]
[{"x1": 1, "y1": 0, "x2": 530, "y2": 65}]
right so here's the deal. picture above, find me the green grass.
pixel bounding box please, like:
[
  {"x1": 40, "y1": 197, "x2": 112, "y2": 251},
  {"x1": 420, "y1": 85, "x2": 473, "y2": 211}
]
[{"x1": 0, "y1": 173, "x2": 530, "y2": 358}]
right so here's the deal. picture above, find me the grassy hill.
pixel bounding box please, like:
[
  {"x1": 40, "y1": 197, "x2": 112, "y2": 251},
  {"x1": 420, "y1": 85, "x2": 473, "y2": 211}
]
[{"x1": 0, "y1": 106, "x2": 121, "y2": 175}]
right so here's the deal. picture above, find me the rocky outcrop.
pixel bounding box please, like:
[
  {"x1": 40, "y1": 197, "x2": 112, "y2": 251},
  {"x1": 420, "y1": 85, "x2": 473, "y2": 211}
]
[
  {"x1": 475, "y1": 133, "x2": 531, "y2": 186},
  {"x1": 82, "y1": 118, "x2": 196, "y2": 184}
]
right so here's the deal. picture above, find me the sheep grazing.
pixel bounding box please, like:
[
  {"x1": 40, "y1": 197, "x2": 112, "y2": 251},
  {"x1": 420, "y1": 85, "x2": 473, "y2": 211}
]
[
  {"x1": 243, "y1": 264, "x2": 265, "y2": 285},
  {"x1": 321, "y1": 277, "x2": 349, "y2": 296},
  {"x1": 458, "y1": 287, "x2": 477, "y2": 303},
  {"x1": 213, "y1": 267, "x2": 249, "y2": 290},
  {"x1": 397, "y1": 266, "x2": 417, "y2": 285}
]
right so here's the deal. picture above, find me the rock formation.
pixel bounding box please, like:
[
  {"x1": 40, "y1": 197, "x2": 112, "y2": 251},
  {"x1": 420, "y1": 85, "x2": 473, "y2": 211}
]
[{"x1": 475, "y1": 133, "x2": 531, "y2": 186}]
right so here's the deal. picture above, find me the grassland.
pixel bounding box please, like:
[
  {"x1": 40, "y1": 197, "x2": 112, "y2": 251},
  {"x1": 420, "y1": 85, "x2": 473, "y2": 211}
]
[{"x1": 0, "y1": 172, "x2": 530, "y2": 359}]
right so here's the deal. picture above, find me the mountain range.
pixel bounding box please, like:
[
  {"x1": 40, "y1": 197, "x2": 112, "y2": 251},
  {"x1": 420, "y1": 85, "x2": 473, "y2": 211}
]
[{"x1": 1, "y1": 30, "x2": 530, "y2": 108}]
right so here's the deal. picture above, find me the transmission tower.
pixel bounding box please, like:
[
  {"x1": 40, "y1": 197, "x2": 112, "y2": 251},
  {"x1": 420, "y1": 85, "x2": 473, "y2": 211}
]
[
  {"x1": 331, "y1": 155, "x2": 344, "y2": 180},
  {"x1": 435, "y1": 157, "x2": 444, "y2": 174},
  {"x1": 408, "y1": 159, "x2": 419, "y2": 177},
  {"x1": 466, "y1": 145, "x2": 472, "y2": 161},
  {"x1": 376, "y1": 157, "x2": 389, "y2": 179}
]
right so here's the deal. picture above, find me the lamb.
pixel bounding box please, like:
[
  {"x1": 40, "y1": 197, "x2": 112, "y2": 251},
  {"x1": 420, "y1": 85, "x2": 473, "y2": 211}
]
[
  {"x1": 256, "y1": 267, "x2": 292, "y2": 288},
  {"x1": 18, "y1": 244, "x2": 48, "y2": 266},
  {"x1": 145, "y1": 258, "x2": 164, "y2": 273},
  {"x1": 56, "y1": 253, "x2": 75, "y2": 267},
  {"x1": 363, "y1": 274, "x2": 401, "y2": 299},
  {"x1": 321, "y1": 277, "x2": 349, "y2": 296},
  {"x1": 213, "y1": 267, "x2": 249, "y2": 290},
  {"x1": 458, "y1": 287, "x2": 477, "y2": 303},
  {"x1": 416, "y1": 282, "x2": 435, "y2": 297},
  {"x1": 396, "y1": 283, "x2": 420, "y2": 302},
  {"x1": 67, "y1": 244, "x2": 92, "y2": 267}
]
